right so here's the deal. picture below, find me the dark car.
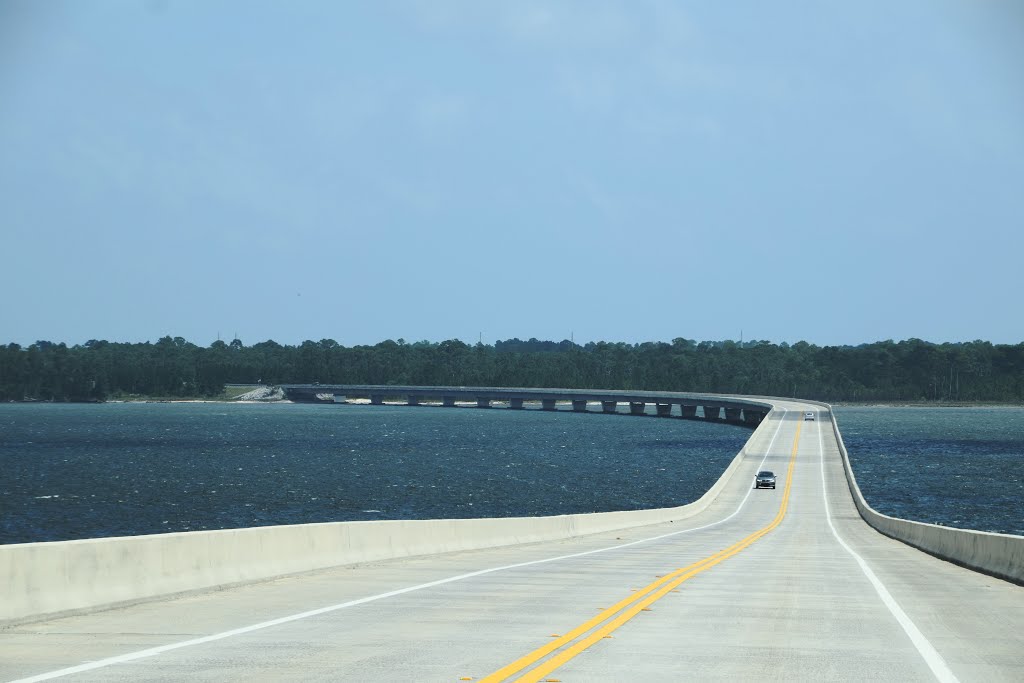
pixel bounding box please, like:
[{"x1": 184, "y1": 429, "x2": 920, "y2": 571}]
[{"x1": 755, "y1": 470, "x2": 776, "y2": 489}]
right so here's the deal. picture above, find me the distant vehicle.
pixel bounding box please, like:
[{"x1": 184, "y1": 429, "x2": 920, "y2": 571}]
[
  {"x1": 804, "y1": 411, "x2": 815, "y2": 421},
  {"x1": 755, "y1": 471, "x2": 776, "y2": 489}
]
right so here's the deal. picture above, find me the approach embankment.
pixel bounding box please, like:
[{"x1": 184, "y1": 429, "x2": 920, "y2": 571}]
[{"x1": 0, "y1": 408, "x2": 774, "y2": 625}]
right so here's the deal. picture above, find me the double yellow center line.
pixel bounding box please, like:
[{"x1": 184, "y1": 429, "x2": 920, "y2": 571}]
[{"x1": 479, "y1": 420, "x2": 803, "y2": 683}]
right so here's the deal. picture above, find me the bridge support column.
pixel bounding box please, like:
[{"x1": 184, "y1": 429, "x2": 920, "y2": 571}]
[
  {"x1": 442, "y1": 396, "x2": 456, "y2": 407},
  {"x1": 630, "y1": 402, "x2": 646, "y2": 415},
  {"x1": 572, "y1": 400, "x2": 588, "y2": 412},
  {"x1": 406, "y1": 396, "x2": 420, "y2": 406},
  {"x1": 725, "y1": 408, "x2": 742, "y2": 423},
  {"x1": 542, "y1": 399, "x2": 557, "y2": 411},
  {"x1": 370, "y1": 395, "x2": 384, "y2": 405},
  {"x1": 680, "y1": 405, "x2": 697, "y2": 419},
  {"x1": 743, "y1": 409, "x2": 765, "y2": 425},
  {"x1": 703, "y1": 405, "x2": 720, "y2": 420},
  {"x1": 510, "y1": 398, "x2": 524, "y2": 410},
  {"x1": 656, "y1": 403, "x2": 672, "y2": 417},
  {"x1": 476, "y1": 397, "x2": 491, "y2": 408},
  {"x1": 602, "y1": 401, "x2": 618, "y2": 414}
]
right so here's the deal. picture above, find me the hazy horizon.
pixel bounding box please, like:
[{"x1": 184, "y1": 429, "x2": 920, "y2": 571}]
[{"x1": 3, "y1": 2, "x2": 1022, "y2": 348}]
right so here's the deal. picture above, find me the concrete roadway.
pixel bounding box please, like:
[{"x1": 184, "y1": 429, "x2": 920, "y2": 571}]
[{"x1": 3, "y1": 402, "x2": 1023, "y2": 682}]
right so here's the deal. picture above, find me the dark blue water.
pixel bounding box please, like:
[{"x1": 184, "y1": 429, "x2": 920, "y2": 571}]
[
  {"x1": 0, "y1": 403, "x2": 750, "y2": 545},
  {"x1": 835, "y1": 406, "x2": 1024, "y2": 536},
  {"x1": 7, "y1": 404, "x2": 1019, "y2": 545}
]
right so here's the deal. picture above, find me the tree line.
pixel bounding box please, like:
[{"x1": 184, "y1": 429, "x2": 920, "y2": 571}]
[{"x1": 1, "y1": 336, "x2": 1022, "y2": 403}]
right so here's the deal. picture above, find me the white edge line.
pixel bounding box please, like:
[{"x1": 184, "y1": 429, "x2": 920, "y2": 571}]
[
  {"x1": 817, "y1": 414, "x2": 959, "y2": 683},
  {"x1": 12, "y1": 409, "x2": 790, "y2": 683}
]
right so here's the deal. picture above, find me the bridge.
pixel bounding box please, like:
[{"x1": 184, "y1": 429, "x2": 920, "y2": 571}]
[
  {"x1": 2, "y1": 388, "x2": 1022, "y2": 681},
  {"x1": 279, "y1": 384, "x2": 772, "y2": 425}
]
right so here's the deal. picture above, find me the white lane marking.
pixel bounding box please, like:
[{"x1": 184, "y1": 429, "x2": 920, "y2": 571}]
[
  {"x1": 13, "y1": 410, "x2": 789, "y2": 682},
  {"x1": 817, "y1": 416, "x2": 959, "y2": 683}
]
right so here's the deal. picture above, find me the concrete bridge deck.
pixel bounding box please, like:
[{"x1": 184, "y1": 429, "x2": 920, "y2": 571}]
[{"x1": 2, "y1": 399, "x2": 1022, "y2": 681}]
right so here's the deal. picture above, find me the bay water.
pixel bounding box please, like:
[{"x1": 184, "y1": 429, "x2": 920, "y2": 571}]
[
  {"x1": 3, "y1": 403, "x2": 1020, "y2": 545},
  {"x1": 1, "y1": 402, "x2": 747, "y2": 544},
  {"x1": 834, "y1": 406, "x2": 1023, "y2": 536}
]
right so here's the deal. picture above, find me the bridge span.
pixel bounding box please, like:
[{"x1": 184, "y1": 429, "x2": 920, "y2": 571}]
[
  {"x1": 2, "y1": 392, "x2": 1022, "y2": 681},
  {"x1": 279, "y1": 384, "x2": 772, "y2": 426}
]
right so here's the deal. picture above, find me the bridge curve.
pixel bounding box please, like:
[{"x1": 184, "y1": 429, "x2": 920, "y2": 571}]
[
  {"x1": 2, "y1": 391, "x2": 1022, "y2": 681},
  {"x1": 280, "y1": 384, "x2": 772, "y2": 426}
]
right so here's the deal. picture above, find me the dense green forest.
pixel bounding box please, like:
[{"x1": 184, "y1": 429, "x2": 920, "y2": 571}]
[{"x1": 1, "y1": 336, "x2": 1022, "y2": 403}]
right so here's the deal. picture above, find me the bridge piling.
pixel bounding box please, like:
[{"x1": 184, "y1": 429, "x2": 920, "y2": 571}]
[{"x1": 277, "y1": 386, "x2": 768, "y2": 432}]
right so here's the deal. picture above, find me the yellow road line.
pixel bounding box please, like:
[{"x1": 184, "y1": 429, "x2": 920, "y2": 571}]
[{"x1": 480, "y1": 420, "x2": 803, "y2": 683}]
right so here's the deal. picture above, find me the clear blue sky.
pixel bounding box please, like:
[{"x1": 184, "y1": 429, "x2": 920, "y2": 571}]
[{"x1": 2, "y1": 1, "x2": 1022, "y2": 348}]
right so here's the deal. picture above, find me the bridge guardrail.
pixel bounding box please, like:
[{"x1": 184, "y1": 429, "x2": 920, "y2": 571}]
[{"x1": 823, "y1": 403, "x2": 1024, "y2": 585}]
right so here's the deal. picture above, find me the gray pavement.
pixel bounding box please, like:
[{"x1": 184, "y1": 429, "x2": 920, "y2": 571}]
[{"x1": 3, "y1": 402, "x2": 1023, "y2": 682}]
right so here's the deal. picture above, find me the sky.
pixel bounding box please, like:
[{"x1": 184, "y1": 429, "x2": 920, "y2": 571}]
[{"x1": 2, "y1": 1, "x2": 1022, "y2": 349}]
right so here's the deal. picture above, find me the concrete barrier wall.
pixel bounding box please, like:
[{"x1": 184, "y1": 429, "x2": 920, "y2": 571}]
[
  {"x1": 826, "y1": 406, "x2": 1024, "y2": 585},
  {"x1": 1, "y1": 408, "x2": 777, "y2": 625}
]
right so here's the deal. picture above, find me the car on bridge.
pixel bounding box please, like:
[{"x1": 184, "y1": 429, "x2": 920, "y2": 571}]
[
  {"x1": 755, "y1": 471, "x2": 776, "y2": 489},
  {"x1": 804, "y1": 411, "x2": 815, "y2": 421}
]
